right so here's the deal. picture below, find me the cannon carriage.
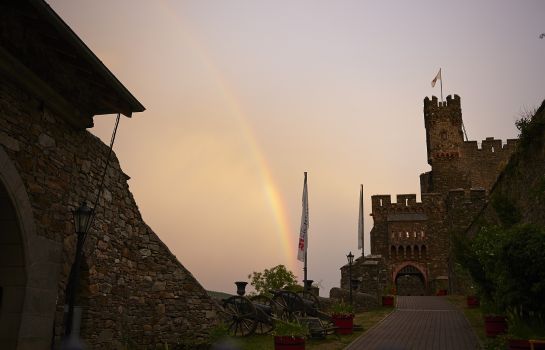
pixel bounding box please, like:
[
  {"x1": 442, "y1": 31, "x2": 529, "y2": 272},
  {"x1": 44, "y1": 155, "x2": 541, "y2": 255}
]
[{"x1": 221, "y1": 281, "x2": 333, "y2": 337}]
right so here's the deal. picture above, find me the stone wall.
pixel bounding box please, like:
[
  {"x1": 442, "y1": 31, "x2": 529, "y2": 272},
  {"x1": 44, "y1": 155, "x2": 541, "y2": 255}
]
[
  {"x1": 422, "y1": 95, "x2": 517, "y2": 195},
  {"x1": 468, "y1": 99, "x2": 545, "y2": 232},
  {"x1": 0, "y1": 76, "x2": 220, "y2": 348}
]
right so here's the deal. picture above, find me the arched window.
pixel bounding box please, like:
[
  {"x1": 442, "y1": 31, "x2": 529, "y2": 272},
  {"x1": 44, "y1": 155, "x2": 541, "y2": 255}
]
[
  {"x1": 421, "y1": 245, "x2": 427, "y2": 257},
  {"x1": 390, "y1": 245, "x2": 396, "y2": 257}
]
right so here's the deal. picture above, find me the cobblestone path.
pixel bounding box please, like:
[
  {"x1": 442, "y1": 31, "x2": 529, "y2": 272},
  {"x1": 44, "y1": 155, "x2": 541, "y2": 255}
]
[{"x1": 346, "y1": 296, "x2": 480, "y2": 350}]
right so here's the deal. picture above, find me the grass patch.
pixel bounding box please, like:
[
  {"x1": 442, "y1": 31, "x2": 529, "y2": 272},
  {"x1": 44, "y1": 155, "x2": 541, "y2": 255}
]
[{"x1": 223, "y1": 307, "x2": 393, "y2": 350}]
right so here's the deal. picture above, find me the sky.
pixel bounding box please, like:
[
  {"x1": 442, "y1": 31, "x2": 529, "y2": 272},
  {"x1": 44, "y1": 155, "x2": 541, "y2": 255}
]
[{"x1": 48, "y1": 0, "x2": 545, "y2": 296}]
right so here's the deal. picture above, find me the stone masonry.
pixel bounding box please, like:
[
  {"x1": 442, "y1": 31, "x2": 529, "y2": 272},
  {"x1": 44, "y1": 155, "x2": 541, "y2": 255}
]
[
  {"x1": 339, "y1": 95, "x2": 517, "y2": 297},
  {"x1": 0, "y1": 1, "x2": 219, "y2": 349}
]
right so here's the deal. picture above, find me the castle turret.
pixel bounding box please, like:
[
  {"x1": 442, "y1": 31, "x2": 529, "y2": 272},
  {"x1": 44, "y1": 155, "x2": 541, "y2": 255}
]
[{"x1": 423, "y1": 95, "x2": 464, "y2": 166}]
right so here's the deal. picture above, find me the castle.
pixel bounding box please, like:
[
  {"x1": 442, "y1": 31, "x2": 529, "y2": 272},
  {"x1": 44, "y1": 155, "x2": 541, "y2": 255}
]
[{"x1": 340, "y1": 94, "x2": 517, "y2": 296}]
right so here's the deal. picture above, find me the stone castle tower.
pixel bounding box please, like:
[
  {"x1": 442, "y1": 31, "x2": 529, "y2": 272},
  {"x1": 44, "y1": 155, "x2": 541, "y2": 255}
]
[{"x1": 339, "y1": 95, "x2": 517, "y2": 296}]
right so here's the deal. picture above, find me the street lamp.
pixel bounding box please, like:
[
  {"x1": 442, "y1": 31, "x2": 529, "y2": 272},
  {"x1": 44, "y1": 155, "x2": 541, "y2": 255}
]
[
  {"x1": 347, "y1": 251, "x2": 354, "y2": 305},
  {"x1": 65, "y1": 202, "x2": 94, "y2": 336}
]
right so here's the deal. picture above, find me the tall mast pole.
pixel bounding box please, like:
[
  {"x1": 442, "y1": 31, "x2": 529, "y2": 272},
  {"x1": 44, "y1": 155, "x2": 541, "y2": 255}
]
[{"x1": 303, "y1": 172, "x2": 308, "y2": 284}]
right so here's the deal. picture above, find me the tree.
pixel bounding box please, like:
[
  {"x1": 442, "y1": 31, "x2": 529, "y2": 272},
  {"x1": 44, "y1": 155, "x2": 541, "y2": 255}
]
[{"x1": 248, "y1": 265, "x2": 298, "y2": 296}]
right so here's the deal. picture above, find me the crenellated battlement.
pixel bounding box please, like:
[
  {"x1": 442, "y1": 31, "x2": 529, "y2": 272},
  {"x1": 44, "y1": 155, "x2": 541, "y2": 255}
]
[
  {"x1": 423, "y1": 94, "x2": 461, "y2": 109},
  {"x1": 462, "y1": 137, "x2": 517, "y2": 155},
  {"x1": 371, "y1": 193, "x2": 443, "y2": 213}
]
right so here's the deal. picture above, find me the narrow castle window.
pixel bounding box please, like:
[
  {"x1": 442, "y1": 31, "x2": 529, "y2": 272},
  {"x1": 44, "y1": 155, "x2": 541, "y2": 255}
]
[
  {"x1": 406, "y1": 231, "x2": 409, "y2": 238},
  {"x1": 380, "y1": 199, "x2": 383, "y2": 206},
  {"x1": 405, "y1": 198, "x2": 408, "y2": 206},
  {"x1": 491, "y1": 146, "x2": 495, "y2": 153},
  {"x1": 413, "y1": 231, "x2": 417, "y2": 238}
]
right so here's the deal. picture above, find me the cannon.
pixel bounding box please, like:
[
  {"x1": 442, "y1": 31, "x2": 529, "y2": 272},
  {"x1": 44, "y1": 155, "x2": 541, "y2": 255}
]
[{"x1": 221, "y1": 281, "x2": 332, "y2": 337}]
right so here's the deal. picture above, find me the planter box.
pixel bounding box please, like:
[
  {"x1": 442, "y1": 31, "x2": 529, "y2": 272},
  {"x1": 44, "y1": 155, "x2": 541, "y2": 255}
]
[
  {"x1": 466, "y1": 295, "x2": 480, "y2": 308},
  {"x1": 274, "y1": 336, "x2": 305, "y2": 350},
  {"x1": 382, "y1": 295, "x2": 394, "y2": 307},
  {"x1": 508, "y1": 339, "x2": 545, "y2": 350},
  {"x1": 484, "y1": 315, "x2": 507, "y2": 338},
  {"x1": 332, "y1": 315, "x2": 354, "y2": 335}
]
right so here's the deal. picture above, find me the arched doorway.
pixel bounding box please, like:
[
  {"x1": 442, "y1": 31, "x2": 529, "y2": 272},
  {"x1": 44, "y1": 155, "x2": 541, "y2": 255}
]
[
  {"x1": 0, "y1": 178, "x2": 26, "y2": 349},
  {"x1": 0, "y1": 147, "x2": 62, "y2": 349},
  {"x1": 395, "y1": 264, "x2": 426, "y2": 296}
]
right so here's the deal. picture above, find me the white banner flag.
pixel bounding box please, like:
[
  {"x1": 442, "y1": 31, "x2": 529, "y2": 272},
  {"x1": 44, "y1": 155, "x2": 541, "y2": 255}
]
[
  {"x1": 431, "y1": 68, "x2": 442, "y2": 87},
  {"x1": 358, "y1": 185, "x2": 364, "y2": 250},
  {"x1": 297, "y1": 172, "x2": 309, "y2": 262}
]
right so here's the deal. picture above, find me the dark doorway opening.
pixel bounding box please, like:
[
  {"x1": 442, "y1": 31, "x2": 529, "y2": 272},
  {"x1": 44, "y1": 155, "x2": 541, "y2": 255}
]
[
  {"x1": 395, "y1": 265, "x2": 426, "y2": 296},
  {"x1": 0, "y1": 180, "x2": 26, "y2": 349}
]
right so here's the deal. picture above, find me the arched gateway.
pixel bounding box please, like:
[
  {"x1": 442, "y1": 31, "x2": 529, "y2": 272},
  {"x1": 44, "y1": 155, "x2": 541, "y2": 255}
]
[
  {"x1": 394, "y1": 263, "x2": 427, "y2": 296},
  {"x1": 0, "y1": 147, "x2": 62, "y2": 349}
]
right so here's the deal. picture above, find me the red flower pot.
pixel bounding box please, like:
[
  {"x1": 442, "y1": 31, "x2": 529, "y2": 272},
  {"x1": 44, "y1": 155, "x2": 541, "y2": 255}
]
[
  {"x1": 274, "y1": 336, "x2": 305, "y2": 350},
  {"x1": 484, "y1": 315, "x2": 507, "y2": 338},
  {"x1": 507, "y1": 339, "x2": 545, "y2": 350},
  {"x1": 466, "y1": 295, "x2": 480, "y2": 308},
  {"x1": 332, "y1": 315, "x2": 354, "y2": 335},
  {"x1": 382, "y1": 295, "x2": 394, "y2": 307}
]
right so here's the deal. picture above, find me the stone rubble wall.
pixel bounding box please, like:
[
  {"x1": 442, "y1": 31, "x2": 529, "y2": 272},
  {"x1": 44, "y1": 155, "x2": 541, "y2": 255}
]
[{"x1": 0, "y1": 77, "x2": 220, "y2": 349}]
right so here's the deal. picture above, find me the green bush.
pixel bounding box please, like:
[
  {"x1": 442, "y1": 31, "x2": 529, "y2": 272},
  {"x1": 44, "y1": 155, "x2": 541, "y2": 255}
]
[{"x1": 455, "y1": 224, "x2": 545, "y2": 319}]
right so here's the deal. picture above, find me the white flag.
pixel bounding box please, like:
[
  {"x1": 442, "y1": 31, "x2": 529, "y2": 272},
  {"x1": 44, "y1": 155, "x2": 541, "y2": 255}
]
[
  {"x1": 297, "y1": 172, "x2": 309, "y2": 262},
  {"x1": 431, "y1": 68, "x2": 442, "y2": 87},
  {"x1": 358, "y1": 185, "x2": 364, "y2": 250}
]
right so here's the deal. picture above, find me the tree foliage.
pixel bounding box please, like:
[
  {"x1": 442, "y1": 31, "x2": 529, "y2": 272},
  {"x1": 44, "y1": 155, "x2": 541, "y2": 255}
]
[
  {"x1": 455, "y1": 224, "x2": 545, "y2": 317},
  {"x1": 248, "y1": 265, "x2": 298, "y2": 296}
]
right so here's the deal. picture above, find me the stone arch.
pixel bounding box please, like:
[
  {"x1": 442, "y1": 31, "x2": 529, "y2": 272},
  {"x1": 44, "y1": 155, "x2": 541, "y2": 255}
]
[
  {"x1": 0, "y1": 146, "x2": 62, "y2": 349},
  {"x1": 392, "y1": 261, "x2": 428, "y2": 295}
]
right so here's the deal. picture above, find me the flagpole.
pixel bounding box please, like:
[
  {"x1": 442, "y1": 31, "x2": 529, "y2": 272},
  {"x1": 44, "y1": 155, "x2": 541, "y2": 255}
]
[
  {"x1": 303, "y1": 172, "x2": 308, "y2": 285},
  {"x1": 440, "y1": 69, "x2": 443, "y2": 103},
  {"x1": 361, "y1": 184, "x2": 364, "y2": 257}
]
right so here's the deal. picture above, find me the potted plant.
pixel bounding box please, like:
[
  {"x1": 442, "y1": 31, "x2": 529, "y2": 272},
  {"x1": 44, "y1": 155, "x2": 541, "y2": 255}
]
[
  {"x1": 466, "y1": 295, "x2": 480, "y2": 308},
  {"x1": 381, "y1": 283, "x2": 395, "y2": 307},
  {"x1": 272, "y1": 320, "x2": 307, "y2": 350},
  {"x1": 331, "y1": 300, "x2": 354, "y2": 335}
]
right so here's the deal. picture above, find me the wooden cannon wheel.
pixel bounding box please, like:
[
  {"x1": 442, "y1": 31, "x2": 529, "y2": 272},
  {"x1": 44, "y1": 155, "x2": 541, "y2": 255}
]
[
  {"x1": 249, "y1": 295, "x2": 275, "y2": 334},
  {"x1": 272, "y1": 290, "x2": 305, "y2": 321},
  {"x1": 222, "y1": 296, "x2": 257, "y2": 336}
]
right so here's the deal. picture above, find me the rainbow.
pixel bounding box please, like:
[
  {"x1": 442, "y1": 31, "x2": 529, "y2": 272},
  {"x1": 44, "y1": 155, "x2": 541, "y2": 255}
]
[{"x1": 157, "y1": 2, "x2": 299, "y2": 272}]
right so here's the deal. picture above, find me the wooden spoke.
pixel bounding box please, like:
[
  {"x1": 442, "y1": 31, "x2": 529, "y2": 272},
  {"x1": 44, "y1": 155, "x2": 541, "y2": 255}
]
[
  {"x1": 250, "y1": 295, "x2": 274, "y2": 334},
  {"x1": 221, "y1": 296, "x2": 257, "y2": 336}
]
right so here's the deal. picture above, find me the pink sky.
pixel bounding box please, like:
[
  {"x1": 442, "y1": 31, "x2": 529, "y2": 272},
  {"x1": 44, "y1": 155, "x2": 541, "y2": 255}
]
[{"x1": 48, "y1": 0, "x2": 545, "y2": 295}]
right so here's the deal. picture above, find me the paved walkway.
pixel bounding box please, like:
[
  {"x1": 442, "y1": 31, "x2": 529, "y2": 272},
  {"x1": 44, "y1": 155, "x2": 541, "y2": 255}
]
[{"x1": 346, "y1": 296, "x2": 479, "y2": 350}]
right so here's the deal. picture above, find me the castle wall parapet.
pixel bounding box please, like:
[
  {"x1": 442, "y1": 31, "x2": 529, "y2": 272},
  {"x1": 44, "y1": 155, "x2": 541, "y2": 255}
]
[
  {"x1": 424, "y1": 94, "x2": 461, "y2": 109},
  {"x1": 371, "y1": 193, "x2": 443, "y2": 214},
  {"x1": 462, "y1": 137, "x2": 517, "y2": 156}
]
